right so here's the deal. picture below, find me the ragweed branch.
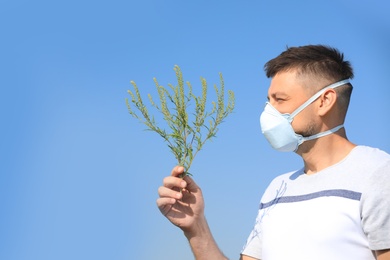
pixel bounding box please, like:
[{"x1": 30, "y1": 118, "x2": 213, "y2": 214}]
[{"x1": 126, "y1": 65, "x2": 235, "y2": 176}]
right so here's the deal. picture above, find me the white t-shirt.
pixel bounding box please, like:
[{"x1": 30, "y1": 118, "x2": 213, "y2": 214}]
[{"x1": 241, "y1": 146, "x2": 390, "y2": 260}]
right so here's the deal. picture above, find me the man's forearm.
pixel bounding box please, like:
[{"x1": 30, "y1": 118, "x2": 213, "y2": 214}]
[{"x1": 184, "y1": 216, "x2": 228, "y2": 260}]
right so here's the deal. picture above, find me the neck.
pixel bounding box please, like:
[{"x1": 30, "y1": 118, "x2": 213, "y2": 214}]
[{"x1": 297, "y1": 128, "x2": 356, "y2": 175}]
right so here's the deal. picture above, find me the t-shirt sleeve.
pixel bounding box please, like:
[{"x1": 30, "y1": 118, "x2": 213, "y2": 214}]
[
  {"x1": 361, "y1": 159, "x2": 390, "y2": 251},
  {"x1": 241, "y1": 208, "x2": 263, "y2": 259}
]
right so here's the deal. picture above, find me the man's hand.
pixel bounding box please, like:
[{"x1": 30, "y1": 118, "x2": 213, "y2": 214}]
[
  {"x1": 156, "y1": 166, "x2": 205, "y2": 232},
  {"x1": 156, "y1": 166, "x2": 227, "y2": 260}
]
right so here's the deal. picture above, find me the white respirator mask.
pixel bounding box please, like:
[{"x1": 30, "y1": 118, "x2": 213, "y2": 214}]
[{"x1": 260, "y1": 79, "x2": 349, "y2": 152}]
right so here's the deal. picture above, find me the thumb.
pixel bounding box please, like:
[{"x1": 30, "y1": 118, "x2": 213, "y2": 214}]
[{"x1": 182, "y1": 175, "x2": 200, "y2": 193}]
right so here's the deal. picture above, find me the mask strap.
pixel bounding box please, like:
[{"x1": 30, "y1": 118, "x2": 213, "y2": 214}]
[
  {"x1": 299, "y1": 124, "x2": 344, "y2": 145},
  {"x1": 289, "y1": 79, "x2": 350, "y2": 121}
]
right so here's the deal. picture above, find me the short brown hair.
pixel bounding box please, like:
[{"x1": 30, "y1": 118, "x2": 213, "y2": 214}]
[{"x1": 264, "y1": 45, "x2": 354, "y2": 82}]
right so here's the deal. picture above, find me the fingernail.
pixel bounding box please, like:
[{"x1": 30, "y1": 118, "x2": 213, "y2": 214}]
[{"x1": 180, "y1": 181, "x2": 186, "y2": 188}]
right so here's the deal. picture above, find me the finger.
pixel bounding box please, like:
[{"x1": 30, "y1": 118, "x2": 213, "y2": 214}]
[
  {"x1": 156, "y1": 197, "x2": 176, "y2": 216},
  {"x1": 156, "y1": 197, "x2": 176, "y2": 208},
  {"x1": 158, "y1": 186, "x2": 183, "y2": 200},
  {"x1": 163, "y1": 175, "x2": 187, "y2": 190},
  {"x1": 171, "y1": 165, "x2": 185, "y2": 177}
]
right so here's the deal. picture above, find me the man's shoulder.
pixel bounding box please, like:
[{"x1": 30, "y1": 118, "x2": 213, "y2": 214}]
[
  {"x1": 354, "y1": 145, "x2": 389, "y2": 155},
  {"x1": 350, "y1": 145, "x2": 390, "y2": 165}
]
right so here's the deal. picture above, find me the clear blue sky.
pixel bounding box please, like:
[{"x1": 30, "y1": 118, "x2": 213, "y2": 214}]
[{"x1": 1, "y1": 0, "x2": 389, "y2": 259}]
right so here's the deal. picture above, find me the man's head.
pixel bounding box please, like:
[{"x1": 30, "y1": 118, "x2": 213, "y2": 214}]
[
  {"x1": 264, "y1": 45, "x2": 354, "y2": 117},
  {"x1": 260, "y1": 45, "x2": 354, "y2": 153}
]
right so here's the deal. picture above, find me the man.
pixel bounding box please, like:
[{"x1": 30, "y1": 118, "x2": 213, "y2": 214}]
[{"x1": 156, "y1": 45, "x2": 390, "y2": 260}]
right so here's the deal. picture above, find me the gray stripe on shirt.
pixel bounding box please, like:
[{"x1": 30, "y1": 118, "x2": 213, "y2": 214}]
[{"x1": 260, "y1": 189, "x2": 362, "y2": 209}]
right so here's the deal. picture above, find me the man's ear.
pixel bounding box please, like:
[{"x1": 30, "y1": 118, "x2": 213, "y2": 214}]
[{"x1": 317, "y1": 88, "x2": 337, "y2": 116}]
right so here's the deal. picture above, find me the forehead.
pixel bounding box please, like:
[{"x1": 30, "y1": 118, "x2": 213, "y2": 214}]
[{"x1": 268, "y1": 71, "x2": 309, "y2": 98}]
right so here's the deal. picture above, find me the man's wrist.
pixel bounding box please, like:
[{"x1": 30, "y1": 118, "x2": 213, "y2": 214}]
[
  {"x1": 183, "y1": 216, "x2": 227, "y2": 260},
  {"x1": 183, "y1": 215, "x2": 209, "y2": 240}
]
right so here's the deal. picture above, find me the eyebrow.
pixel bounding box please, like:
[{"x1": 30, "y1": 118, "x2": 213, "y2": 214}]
[{"x1": 267, "y1": 92, "x2": 289, "y2": 101}]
